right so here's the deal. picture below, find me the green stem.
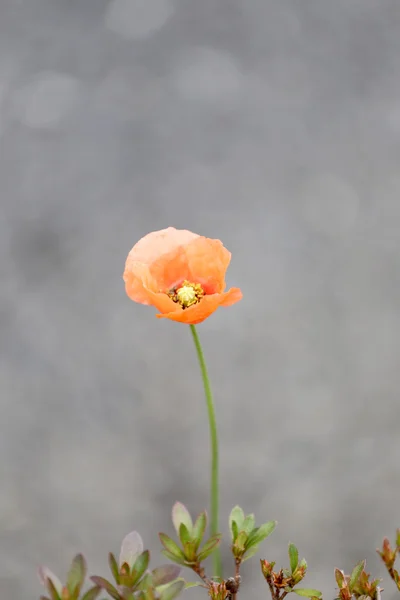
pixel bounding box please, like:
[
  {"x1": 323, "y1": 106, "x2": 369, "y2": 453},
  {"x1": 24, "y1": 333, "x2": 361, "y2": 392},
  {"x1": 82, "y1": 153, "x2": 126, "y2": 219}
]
[{"x1": 190, "y1": 324, "x2": 222, "y2": 580}]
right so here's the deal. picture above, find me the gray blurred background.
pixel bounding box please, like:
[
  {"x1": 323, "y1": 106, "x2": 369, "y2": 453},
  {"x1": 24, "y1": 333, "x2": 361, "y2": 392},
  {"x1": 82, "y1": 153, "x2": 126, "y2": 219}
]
[{"x1": 1, "y1": 0, "x2": 400, "y2": 598}]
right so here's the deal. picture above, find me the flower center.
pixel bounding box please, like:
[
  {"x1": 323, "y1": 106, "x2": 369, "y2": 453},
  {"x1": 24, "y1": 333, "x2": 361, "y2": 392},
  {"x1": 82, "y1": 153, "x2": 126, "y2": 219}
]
[{"x1": 168, "y1": 280, "x2": 204, "y2": 309}]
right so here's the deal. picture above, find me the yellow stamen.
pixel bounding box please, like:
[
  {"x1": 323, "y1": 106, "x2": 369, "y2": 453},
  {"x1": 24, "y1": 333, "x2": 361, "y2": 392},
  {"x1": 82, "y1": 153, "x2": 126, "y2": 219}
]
[
  {"x1": 177, "y1": 285, "x2": 196, "y2": 306},
  {"x1": 168, "y1": 280, "x2": 204, "y2": 309}
]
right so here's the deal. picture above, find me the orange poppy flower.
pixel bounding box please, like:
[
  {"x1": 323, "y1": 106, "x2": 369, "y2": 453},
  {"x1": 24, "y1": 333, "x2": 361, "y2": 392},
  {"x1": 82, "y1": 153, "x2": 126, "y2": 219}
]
[{"x1": 123, "y1": 227, "x2": 242, "y2": 324}]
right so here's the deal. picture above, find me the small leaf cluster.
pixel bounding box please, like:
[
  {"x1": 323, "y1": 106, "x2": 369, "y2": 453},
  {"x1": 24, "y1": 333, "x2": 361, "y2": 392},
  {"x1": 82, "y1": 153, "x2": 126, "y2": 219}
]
[
  {"x1": 335, "y1": 560, "x2": 381, "y2": 600},
  {"x1": 260, "y1": 542, "x2": 322, "y2": 600},
  {"x1": 39, "y1": 512, "x2": 399, "y2": 600},
  {"x1": 39, "y1": 532, "x2": 185, "y2": 600},
  {"x1": 229, "y1": 505, "x2": 276, "y2": 564},
  {"x1": 39, "y1": 555, "x2": 100, "y2": 600},
  {"x1": 159, "y1": 502, "x2": 220, "y2": 579},
  {"x1": 377, "y1": 529, "x2": 400, "y2": 592},
  {"x1": 93, "y1": 531, "x2": 184, "y2": 600},
  {"x1": 208, "y1": 581, "x2": 230, "y2": 600}
]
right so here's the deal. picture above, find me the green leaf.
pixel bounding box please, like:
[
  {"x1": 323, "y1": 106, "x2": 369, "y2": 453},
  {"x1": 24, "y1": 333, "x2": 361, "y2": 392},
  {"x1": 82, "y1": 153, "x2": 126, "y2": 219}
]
[
  {"x1": 67, "y1": 554, "x2": 86, "y2": 595},
  {"x1": 152, "y1": 565, "x2": 181, "y2": 587},
  {"x1": 118, "y1": 566, "x2": 133, "y2": 589},
  {"x1": 184, "y1": 582, "x2": 203, "y2": 589},
  {"x1": 242, "y1": 544, "x2": 260, "y2": 562},
  {"x1": 288, "y1": 543, "x2": 299, "y2": 574},
  {"x1": 283, "y1": 568, "x2": 291, "y2": 578},
  {"x1": 46, "y1": 578, "x2": 62, "y2": 600},
  {"x1": 183, "y1": 540, "x2": 197, "y2": 562},
  {"x1": 179, "y1": 523, "x2": 191, "y2": 546},
  {"x1": 246, "y1": 521, "x2": 277, "y2": 548},
  {"x1": 118, "y1": 586, "x2": 136, "y2": 600},
  {"x1": 396, "y1": 529, "x2": 400, "y2": 548},
  {"x1": 172, "y1": 502, "x2": 193, "y2": 537},
  {"x1": 293, "y1": 589, "x2": 322, "y2": 598},
  {"x1": 90, "y1": 576, "x2": 120, "y2": 600},
  {"x1": 38, "y1": 567, "x2": 63, "y2": 598},
  {"x1": 158, "y1": 579, "x2": 186, "y2": 600},
  {"x1": 108, "y1": 553, "x2": 120, "y2": 584},
  {"x1": 234, "y1": 530, "x2": 248, "y2": 553},
  {"x1": 335, "y1": 569, "x2": 345, "y2": 588},
  {"x1": 136, "y1": 572, "x2": 154, "y2": 591},
  {"x1": 299, "y1": 559, "x2": 307, "y2": 570},
  {"x1": 242, "y1": 514, "x2": 255, "y2": 535},
  {"x1": 161, "y1": 550, "x2": 188, "y2": 567},
  {"x1": 197, "y1": 534, "x2": 222, "y2": 562},
  {"x1": 349, "y1": 560, "x2": 365, "y2": 592},
  {"x1": 159, "y1": 534, "x2": 186, "y2": 560},
  {"x1": 229, "y1": 506, "x2": 245, "y2": 540},
  {"x1": 81, "y1": 587, "x2": 102, "y2": 600},
  {"x1": 132, "y1": 550, "x2": 150, "y2": 584},
  {"x1": 231, "y1": 521, "x2": 239, "y2": 543},
  {"x1": 119, "y1": 531, "x2": 144, "y2": 570},
  {"x1": 192, "y1": 512, "x2": 207, "y2": 549}
]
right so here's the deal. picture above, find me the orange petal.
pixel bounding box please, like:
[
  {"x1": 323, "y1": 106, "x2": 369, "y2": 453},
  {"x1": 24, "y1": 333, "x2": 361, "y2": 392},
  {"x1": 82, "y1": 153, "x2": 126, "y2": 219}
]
[
  {"x1": 156, "y1": 288, "x2": 242, "y2": 324},
  {"x1": 185, "y1": 237, "x2": 232, "y2": 294},
  {"x1": 148, "y1": 246, "x2": 191, "y2": 291},
  {"x1": 127, "y1": 227, "x2": 199, "y2": 265},
  {"x1": 124, "y1": 228, "x2": 199, "y2": 300},
  {"x1": 142, "y1": 288, "x2": 180, "y2": 314},
  {"x1": 124, "y1": 263, "x2": 154, "y2": 305},
  {"x1": 219, "y1": 287, "x2": 243, "y2": 307}
]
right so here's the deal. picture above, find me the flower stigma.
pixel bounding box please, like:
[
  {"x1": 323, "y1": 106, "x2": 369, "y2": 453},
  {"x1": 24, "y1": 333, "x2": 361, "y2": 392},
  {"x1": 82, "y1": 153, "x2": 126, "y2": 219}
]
[{"x1": 168, "y1": 280, "x2": 204, "y2": 309}]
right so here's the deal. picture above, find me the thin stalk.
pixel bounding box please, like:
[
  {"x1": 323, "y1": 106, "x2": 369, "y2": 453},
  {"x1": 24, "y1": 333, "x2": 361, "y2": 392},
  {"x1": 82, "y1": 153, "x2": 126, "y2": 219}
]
[{"x1": 190, "y1": 324, "x2": 222, "y2": 580}]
